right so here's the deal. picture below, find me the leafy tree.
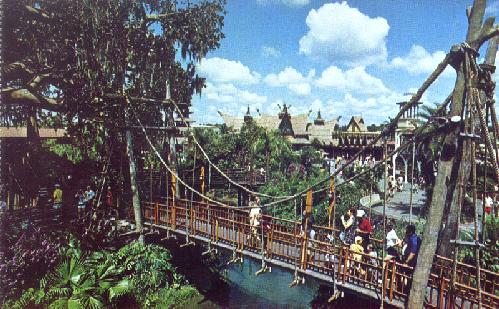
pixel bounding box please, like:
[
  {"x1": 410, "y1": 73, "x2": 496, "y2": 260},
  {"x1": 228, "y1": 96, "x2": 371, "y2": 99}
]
[
  {"x1": 2, "y1": 0, "x2": 226, "y2": 240},
  {"x1": 188, "y1": 122, "x2": 299, "y2": 176}
]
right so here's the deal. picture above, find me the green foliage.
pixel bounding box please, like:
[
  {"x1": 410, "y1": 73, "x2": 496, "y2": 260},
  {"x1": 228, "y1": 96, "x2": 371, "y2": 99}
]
[
  {"x1": 188, "y1": 122, "x2": 299, "y2": 174},
  {"x1": 457, "y1": 215, "x2": 499, "y2": 272},
  {"x1": 114, "y1": 242, "x2": 183, "y2": 306},
  {"x1": 150, "y1": 285, "x2": 201, "y2": 308},
  {"x1": 5, "y1": 238, "x2": 198, "y2": 309}
]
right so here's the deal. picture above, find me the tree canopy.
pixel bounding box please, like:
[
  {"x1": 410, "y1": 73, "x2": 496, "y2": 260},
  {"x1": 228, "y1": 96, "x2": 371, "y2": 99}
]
[{"x1": 2, "y1": 0, "x2": 225, "y2": 134}]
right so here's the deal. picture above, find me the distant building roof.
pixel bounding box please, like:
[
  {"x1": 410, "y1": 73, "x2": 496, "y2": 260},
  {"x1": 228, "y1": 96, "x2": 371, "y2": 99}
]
[
  {"x1": 0, "y1": 127, "x2": 68, "y2": 138},
  {"x1": 218, "y1": 111, "x2": 245, "y2": 131},
  {"x1": 346, "y1": 116, "x2": 367, "y2": 132}
]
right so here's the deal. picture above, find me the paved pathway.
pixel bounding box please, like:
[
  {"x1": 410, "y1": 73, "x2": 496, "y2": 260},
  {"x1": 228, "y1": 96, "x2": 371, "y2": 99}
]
[{"x1": 369, "y1": 180, "x2": 426, "y2": 222}]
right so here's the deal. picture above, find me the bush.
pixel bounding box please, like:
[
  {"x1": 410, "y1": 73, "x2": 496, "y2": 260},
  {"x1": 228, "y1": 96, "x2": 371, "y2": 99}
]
[
  {"x1": 4, "y1": 239, "x2": 199, "y2": 309},
  {"x1": 0, "y1": 224, "x2": 63, "y2": 303},
  {"x1": 114, "y1": 242, "x2": 184, "y2": 306}
]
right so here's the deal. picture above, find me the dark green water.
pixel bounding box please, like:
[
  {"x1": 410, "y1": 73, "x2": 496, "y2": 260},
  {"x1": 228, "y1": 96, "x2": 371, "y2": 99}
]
[
  {"x1": 151, "y1": 236, "x2": 383, "y2": 308},
  {"x1": 224, "y1": 257, "x2": 318, "y2": 308}
]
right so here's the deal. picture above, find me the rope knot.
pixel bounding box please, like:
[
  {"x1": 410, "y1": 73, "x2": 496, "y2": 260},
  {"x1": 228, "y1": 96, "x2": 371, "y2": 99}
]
[{"x1": 449, "y1": 42, "x2": 479, "y2": 70}]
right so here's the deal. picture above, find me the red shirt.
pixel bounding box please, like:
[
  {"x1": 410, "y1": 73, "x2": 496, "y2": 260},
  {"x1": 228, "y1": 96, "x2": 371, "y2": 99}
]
[
  {"x1": 359, "y1": 218, "x2": 373, "y2": 233},
  {"x1": 106, "y1": 190, "x2": 113, "y2": 207}
]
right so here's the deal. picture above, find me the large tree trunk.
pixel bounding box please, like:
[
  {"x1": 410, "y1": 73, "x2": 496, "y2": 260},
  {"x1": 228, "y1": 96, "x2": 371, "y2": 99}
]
[
  {"x1": 438, "y1": 36, "x2": 498, "y2": 256},
  {"x1": 126, "y1": 127, "x2": 144, "y2": 244},
  {"x1": 408, "y1": 1, "x2": 496, "y2": 308}
]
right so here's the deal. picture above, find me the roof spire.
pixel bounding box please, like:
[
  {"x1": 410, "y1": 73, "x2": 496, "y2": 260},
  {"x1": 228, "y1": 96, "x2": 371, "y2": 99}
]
[
  {"x1": 314, "y1": 109, "x2": 325, "y2": 125},
  {"x1": 244, "y1": 105, "x2": 253, "y2": 123}
]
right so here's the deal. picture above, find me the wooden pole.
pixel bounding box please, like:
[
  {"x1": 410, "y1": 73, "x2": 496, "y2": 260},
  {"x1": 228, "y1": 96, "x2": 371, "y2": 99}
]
[
  {"x1": 409, "y1": 2, "x2": 496, "y2": 306},
  {"x1": 409, "y1": 141, "x2": 416, "y2": 223},
  {"x1": 381, "y1": 138, "x2": 388, "y2": 309},
  {"x1": 171, "y1": 172, "x2": 177, "y2": 230},
  {"x1": 149, "y1": 162, "x2": 153, "y2": 203}
]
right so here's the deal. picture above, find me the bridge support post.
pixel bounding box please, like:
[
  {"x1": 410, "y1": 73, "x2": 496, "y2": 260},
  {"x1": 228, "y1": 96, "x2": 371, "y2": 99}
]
[{"x1": 237, "y1": 189, "x2": 243, "y2": 207}]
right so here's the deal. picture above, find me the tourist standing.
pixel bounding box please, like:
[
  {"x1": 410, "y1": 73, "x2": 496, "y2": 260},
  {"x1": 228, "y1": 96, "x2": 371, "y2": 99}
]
[
  {"x1": 402, "y1": 224, "x2": 421, "y2": 269},
  {"x1": 85, "y1": 186, "x2": 95, "y2": 208},
  {"x1": 76, "y1": 189, "x2": 86, "y2": 219},
  {"x1": 52, "y1": 184, "x2": 63, "y2": 210},
  {"x1": 340, "y1": 209, "x2": 355, "y2": 245},
  {"x1": 106, "y1": 186, "x2": 113, "y2": 208},
  {"x1": 356, "y1": 209, "x2": 373, "y2": 249},
  {"x1": 384, "y1": 222, "x2": 401, "y2": 261}
]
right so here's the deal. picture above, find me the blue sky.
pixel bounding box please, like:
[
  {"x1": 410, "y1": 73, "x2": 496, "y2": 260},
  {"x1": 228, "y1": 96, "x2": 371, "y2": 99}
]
[{"x1": 190, "y1": 0, "x2": 499, "y2": 125}]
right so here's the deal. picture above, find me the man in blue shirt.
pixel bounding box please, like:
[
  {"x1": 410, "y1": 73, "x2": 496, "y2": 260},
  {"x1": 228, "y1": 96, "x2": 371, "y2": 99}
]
[{"x1": 402, "y1": 224, "x2": 421, "y2": 269}]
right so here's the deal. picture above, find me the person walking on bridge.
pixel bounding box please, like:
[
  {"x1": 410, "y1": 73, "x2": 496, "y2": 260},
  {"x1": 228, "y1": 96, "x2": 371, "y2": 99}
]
[
  {"x1": 356, "y1": 209, "x2": 373, "y2": 250},
  {"x1": 249, "y1": 196, "x2": 262, "y2": 246},
  {"x1": 384, "y1": 222, "x2": 401, "y2": 262},
  {"x1": 52, "y1": 184, "x2": 63, "y2": 210},
  {"x1": 340, "y1": 208, "x2": 355, "y2": 245}
]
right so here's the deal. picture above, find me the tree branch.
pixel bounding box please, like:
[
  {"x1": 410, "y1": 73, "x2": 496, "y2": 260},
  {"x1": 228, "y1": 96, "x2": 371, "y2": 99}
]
[
  {"x1": 24, "y1": 5, "x2": 51, "y2": 21},
  {"x1": 476, "y1": 24, "x2": 499, "y2": 48},
  {"x1": 2, "y1": 61, "x2": 36, "y2": 82},
  {"x1": 2, "y1": 88, "x2": 65, "y2": 112}
]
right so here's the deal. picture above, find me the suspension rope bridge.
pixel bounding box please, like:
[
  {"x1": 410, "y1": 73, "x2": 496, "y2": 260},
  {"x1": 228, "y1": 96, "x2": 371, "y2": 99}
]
[
  {"x1": 139, "y1": 198, "x2": 499, "y2": 309},
  {"x1": 122, "y1": 40, "x2": 499, "y2": 309}
]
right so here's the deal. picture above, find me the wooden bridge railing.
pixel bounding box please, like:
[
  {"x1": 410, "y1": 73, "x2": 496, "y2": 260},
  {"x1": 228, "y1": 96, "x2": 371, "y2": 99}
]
[{"x1": 140, "y1": 199, "x2": 499, "y2": 309}]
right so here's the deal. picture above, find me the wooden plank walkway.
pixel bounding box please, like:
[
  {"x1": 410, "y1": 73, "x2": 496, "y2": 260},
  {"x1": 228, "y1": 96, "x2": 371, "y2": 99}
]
[{"x1": 141, "y1": 199, "x2": 499, "y2": 309}]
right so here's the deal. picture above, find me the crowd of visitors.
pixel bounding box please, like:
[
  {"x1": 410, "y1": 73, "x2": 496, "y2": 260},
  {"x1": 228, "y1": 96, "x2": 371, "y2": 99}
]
[{"x1": 31, "y1": 180, "x2": 117, "y2": 222}]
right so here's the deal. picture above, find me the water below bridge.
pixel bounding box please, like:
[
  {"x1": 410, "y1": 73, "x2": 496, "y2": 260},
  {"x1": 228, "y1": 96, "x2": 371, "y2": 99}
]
[
  {"x1": 221, "y1": 255, "x2": 387, "y2": 308},
  {"x1": 158, "y1": 234, "x2": 385, "y2": 308}
]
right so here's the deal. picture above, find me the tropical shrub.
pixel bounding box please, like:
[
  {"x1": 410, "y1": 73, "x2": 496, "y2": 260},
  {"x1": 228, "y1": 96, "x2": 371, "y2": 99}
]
[
  {"x1": 0, "y1": 224, "x2": 63, "y2": 303},
  {"x1": 114, "y1": 242, "x2": 185, "y2": 306},
  {"x1": 4, "y1": 239, "x2": 197, "y2": 309}
]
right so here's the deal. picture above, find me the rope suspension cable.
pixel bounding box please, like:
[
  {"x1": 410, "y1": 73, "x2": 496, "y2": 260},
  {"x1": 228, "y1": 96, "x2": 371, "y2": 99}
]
[
  {"x1": 131, "y1": 60, "x2": 453, "y2": 212},
  {"x1": 263, "y1": 51, "x2": 452, "y2": 208},
  {"x1": 259, "y1": 93, "x2": 452, "y2": 209},
  {"x1": 470, "y1": 88, "x2": 483, "y2": 309},
  {"x1": 474, "y1": 92, "x2": 499, "y2": 183},
  {"x1": 322, "y1": 93, "x2": 452, "y2": 193}
]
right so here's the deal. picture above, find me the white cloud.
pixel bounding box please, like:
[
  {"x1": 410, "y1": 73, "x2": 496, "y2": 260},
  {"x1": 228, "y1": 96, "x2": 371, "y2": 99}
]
[
  {"x1": 486, "y1": 1, "x2": 499, "y2": 15},
  {"x1": 264, "y1": 67, "x2": 315, "y2": 96},
  {"x1": 330, "y1": 92, "x2": 407, "y2": 124},
  {"x1": 261, "y1": 46, "x2": 281, "y2": 58},
  {"x1": 316, "y1": 66, "x2": 389, "y2": 94},
  {"x1": 388, "y1": 45, "x2": 453, "y2": 76},
  {"x1": 203, "y1": 82, "x2": 267, "y2": 105},
  {"x1": 197, "y1": 57, "x2": 260, "y2": 85},
  {"x1": 256, "y1": 0, "x2": 310, "y2": 8},
  {"x1": 299, "y1": 2, "x2": 389, "y2": 66}
]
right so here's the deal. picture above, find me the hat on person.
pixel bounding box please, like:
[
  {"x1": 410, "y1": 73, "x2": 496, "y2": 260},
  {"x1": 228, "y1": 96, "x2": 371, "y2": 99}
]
[
  {"x1": 356, "y1": 209, "x2": 366, "y2": 217},
  {"x1": 355, "y1": 236, "x2": 363, "y2": 244}
]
